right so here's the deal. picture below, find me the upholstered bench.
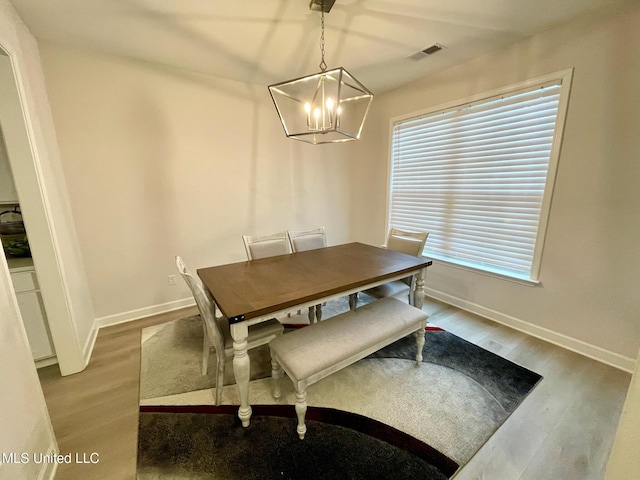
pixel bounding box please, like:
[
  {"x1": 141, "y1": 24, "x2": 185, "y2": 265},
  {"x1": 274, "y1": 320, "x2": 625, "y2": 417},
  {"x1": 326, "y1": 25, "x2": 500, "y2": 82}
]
[{"x1": 268, "y1": 296, "x2": 428, "y2": 439}]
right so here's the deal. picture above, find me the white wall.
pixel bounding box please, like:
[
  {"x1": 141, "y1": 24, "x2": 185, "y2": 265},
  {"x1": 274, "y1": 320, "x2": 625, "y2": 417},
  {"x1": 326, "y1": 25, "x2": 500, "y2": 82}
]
[
  {"x1": 37, "y1": 46, "x2": 358, "y2": 322},
  {"x1": 0, "y1": 3, "x2": 57, "y2": 476},
  {"x1": 350, "y1": 1, "x2": 640, "y2": 365},
  {"x1": 0, "y1": 116, "x2": 19, "y2": 202}
]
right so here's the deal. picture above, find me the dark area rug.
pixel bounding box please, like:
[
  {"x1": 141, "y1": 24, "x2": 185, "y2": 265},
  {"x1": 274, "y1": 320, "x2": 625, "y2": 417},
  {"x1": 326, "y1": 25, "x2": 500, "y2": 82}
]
[
  {"x1": 370, "y1": 330, "x2": 542, "y2": 414},
  {"x1": 138, "y1": 406, "x2": 456, "y2": 480}
]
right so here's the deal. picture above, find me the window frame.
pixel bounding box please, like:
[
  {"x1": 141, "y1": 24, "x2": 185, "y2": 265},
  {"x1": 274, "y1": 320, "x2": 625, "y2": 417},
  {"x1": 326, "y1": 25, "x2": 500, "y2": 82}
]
[{"x1": 385, "y1": 69, "x2": 574, "y2": 283}]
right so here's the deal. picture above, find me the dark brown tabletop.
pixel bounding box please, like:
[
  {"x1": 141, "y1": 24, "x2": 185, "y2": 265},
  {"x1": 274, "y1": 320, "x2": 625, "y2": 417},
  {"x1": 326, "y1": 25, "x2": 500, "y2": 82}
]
[{"x1": 197, "y1": 242, "x2": 432, "y2": 323}]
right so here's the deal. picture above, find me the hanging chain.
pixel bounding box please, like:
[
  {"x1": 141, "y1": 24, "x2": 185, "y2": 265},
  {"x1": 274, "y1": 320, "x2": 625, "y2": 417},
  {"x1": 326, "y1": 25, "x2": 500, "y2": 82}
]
[{"x1": 319, "y1": 7, "x2": 327, "y2": 71}]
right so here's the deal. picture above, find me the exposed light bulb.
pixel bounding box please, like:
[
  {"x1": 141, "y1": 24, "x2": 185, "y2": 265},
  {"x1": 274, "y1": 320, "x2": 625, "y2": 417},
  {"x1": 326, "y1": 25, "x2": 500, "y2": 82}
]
[{"x1": 304, "y1": 102, "x2": 312, "y2": 127}]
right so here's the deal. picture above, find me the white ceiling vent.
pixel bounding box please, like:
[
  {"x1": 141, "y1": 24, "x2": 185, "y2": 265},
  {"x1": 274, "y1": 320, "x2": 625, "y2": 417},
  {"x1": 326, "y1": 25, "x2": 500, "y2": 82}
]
[{"x1": 407, "y1": 43, "x2": 445, "y2": 61}]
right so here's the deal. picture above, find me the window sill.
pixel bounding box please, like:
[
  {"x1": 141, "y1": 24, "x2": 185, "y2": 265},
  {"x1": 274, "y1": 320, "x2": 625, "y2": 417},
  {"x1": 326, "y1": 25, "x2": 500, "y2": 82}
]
[{"x1": 426, "y1": 257, "x2": 540, "y2": 287}]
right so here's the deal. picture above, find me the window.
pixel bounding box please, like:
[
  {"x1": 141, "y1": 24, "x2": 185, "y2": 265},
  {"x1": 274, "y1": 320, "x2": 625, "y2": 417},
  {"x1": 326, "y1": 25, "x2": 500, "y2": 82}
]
[{"x1": 388, "y1": 70, "x2": 572, "y2": 282}]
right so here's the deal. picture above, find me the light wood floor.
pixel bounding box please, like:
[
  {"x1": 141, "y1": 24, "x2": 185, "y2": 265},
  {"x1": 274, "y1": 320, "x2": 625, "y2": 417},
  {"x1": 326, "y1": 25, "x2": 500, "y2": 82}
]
[
  {"x1": 38, "y1": 299, "x2": 631, "y2": 480},
  {"x1": 38, "y1": 306, "x2": 198, "y2": 480}
]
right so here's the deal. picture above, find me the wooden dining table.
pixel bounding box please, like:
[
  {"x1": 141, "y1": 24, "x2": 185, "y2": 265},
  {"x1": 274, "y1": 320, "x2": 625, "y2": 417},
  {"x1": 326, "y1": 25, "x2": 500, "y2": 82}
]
[{"x1": 197, "y1": 241, "x2": 433, "y2": 427}]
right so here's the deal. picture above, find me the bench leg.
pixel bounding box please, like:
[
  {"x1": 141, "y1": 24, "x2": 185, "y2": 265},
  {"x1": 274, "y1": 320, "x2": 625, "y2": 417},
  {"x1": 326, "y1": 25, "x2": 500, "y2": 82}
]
[
  {"x1": 415, "y1": 326, "x2": 426, "y2": 364},
  {"x1": 270, "y1": 352, "x2": 283, "y2": 400},
  {"x1": 308, "y1": 306, "x2": 315, "y2": 324},
  {"x1": 295, "y1": 390, "x2": 308, "y2": 440},
  {"x1": 315, "y1": 304, "x2": 322, "y2": 322}
]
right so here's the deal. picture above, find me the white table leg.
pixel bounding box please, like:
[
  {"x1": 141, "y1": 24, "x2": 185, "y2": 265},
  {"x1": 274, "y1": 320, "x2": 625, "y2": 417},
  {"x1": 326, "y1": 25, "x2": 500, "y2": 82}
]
[
  {"x1": 231, "y1": 322, "x2": 251, "y2": 427},
  {"x1": 413, "y1": 270, "x2": 427, "y2": 366},
  {"x1": 415, "y1": 326, "x2": 426, "y2": 364},
  {"x1": 412, "y1": 268, "x2": 426, "y2": 310},
  {"x1": 348, "y1": 293, "x2": 358, "y2": 310}
]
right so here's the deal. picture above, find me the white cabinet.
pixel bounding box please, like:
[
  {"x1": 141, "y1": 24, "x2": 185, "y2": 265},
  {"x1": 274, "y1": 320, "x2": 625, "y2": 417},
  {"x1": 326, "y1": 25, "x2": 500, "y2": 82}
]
[{"x1": 10, "y1": 266, "x2": 55, "y2": 361}]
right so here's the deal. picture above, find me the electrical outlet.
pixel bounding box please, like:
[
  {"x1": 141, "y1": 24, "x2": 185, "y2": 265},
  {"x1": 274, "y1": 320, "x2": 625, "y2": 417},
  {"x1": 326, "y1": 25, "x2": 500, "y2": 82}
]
[{"x1": 168, "y1": 274, "x2": 177, "y2": 286}]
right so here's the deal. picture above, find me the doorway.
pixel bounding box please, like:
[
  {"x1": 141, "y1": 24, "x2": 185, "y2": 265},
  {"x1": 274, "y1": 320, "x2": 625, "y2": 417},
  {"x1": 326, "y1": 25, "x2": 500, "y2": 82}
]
[
  {"x1": 0, "y1": 124, "x2": 57, "y2": 366},
  {"x1": 0, "y1": 43, "x2": 93, "y2": 376}
]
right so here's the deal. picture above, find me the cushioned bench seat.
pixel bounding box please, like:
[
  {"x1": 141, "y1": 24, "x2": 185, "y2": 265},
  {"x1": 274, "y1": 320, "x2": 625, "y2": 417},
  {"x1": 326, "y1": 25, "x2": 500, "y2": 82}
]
[{"x1": 269, "y1": 296, "x2": 428, "y2": 439}]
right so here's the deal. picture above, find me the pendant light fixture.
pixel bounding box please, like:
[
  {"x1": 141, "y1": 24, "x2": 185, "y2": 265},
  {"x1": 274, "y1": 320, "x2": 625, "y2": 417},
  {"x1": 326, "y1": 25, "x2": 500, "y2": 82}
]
[{"x1": 268, "y1": 1, "x2": 374, "y2": 144}]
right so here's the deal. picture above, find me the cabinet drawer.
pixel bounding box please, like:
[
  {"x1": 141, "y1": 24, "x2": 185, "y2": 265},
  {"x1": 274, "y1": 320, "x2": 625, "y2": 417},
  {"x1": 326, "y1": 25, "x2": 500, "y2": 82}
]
[{"x1": 11, "y1": 270, "x2": 38, "y2": 293}]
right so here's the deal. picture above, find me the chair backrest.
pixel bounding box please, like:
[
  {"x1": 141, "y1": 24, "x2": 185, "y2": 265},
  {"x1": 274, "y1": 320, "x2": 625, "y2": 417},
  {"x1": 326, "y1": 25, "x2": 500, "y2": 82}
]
[
  {"x1": 386, "y1": 228, "x2": 429, "y2": 257},
  {"x1": 287, "y1": 226, "x2": 327, "y2": 253},
  {"x1": 175, "y1": 256, "x2": 225, "y2": 353},
  {"x1": 242, "y1": 231, "x2": 291, "y2": 260}
]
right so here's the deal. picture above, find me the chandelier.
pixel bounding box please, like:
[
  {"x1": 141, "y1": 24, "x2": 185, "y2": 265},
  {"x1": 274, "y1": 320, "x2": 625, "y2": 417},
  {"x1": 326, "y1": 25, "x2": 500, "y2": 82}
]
[{"x1": 268, "y1": 1, "x2": 374, "y2": 144}]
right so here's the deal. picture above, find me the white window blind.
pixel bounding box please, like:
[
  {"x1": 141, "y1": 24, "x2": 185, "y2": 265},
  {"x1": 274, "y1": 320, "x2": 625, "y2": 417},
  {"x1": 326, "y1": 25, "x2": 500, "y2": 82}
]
[{"x1": 389, "y1": 79, "x2": 566, "y2": 281}]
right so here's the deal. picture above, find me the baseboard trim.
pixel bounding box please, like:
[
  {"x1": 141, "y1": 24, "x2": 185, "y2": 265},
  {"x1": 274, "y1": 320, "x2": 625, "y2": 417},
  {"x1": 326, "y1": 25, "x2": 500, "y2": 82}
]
[
  {"x1": 82, "y1": 321, "x2": 99, "y2": 368},
  {"x1": 95, "y1": 297, "x2": 196, "y2": 329},
  {"x1": 425, "y1": 287, "x2": 636, "y2": 373}
]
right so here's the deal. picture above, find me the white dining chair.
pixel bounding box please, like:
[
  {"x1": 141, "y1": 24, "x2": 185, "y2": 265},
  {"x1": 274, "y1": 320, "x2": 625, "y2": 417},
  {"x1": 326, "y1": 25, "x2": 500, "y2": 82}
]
[
  {"x1": 287, "y1": 227, "x2": 327, "y2": 323},
  {"x1": 175, "y1": 256, "x2": 284, "y2": 405},
  {"x1": 242, "y1": 231, "x2": 291, "y2": 260},
  {"x1": 356, "y1": 228, "x2": 429, "y2": 306},
  {"x1": 243, "y1": 230, "x2": 297, "y2": 319},
  {"x1": 287, "y1": 226, "x2": 327, "y2": 253}
]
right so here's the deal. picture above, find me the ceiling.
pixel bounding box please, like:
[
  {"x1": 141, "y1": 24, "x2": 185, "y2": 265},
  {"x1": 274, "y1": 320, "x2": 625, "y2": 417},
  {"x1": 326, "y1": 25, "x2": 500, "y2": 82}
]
[{"x1": 8, "y1": 0, "x2": 624, "y2": 94}]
